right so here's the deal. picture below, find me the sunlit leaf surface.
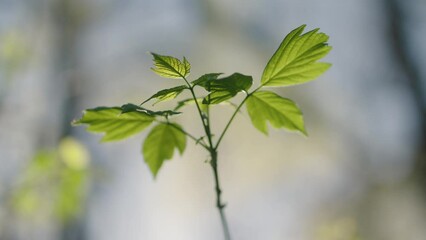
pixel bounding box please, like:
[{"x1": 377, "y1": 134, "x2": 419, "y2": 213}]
[
  {"x1": 261, "y1": 24, "x2": 331, "y2": 87},
  {"x1": 143, "y1": 123, "x2": 186, "y2": 177},
  {"x1": 246, "y1": 91, "x2": 306, "y2": 135},
  {"x1": 151, "y1": 53, "x2": 190, "y2": 79},
  {"x1": 142, "y1": 85, "x2": 188, "y2": 105},
  {"x1": 73, "y1": 107, "x2": 154, "y2": 142}
]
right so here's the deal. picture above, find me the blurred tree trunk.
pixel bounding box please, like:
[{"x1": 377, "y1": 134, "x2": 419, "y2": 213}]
[
  {"x1": 387, "y1": 0, "x2": 426, "y2": 195},
  {"x1": 0, "y1": 0, "x2": 90, "y2": 239},
  {"x1": 50, "y1": 0, "x2": 89, "y2": 239}
]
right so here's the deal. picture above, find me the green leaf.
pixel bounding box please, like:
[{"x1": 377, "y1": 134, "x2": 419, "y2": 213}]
[
  {"x1": 150, "y1": 53, "x2": 190, "y2": 79},
  {"x1": 261, "y1": 24, "x2": 331, "y2": 87},
  {"x1": 246, "y1": 91, "x2": 306, "y2": 135},
  {"x1": 174, "y1": 98, "x2": 239, "y2": 113},
  {"x1": 121, "y1": 103, "x2": 181, "y2": 117},
  {"x1": 73, "y1": 107, "x2": 154, "y2": 142},
  {"x1": 174, "y1": 98, "x2": 207, "y2": 112},
  {"x1": 141, "y1": 85, "x2": 188, "y2": 105},
  {"x1": 142, "y1": 123, "x2": 186, "y2": 177},
  {"x1": 191, "y1": 73, "x2": 222, "y2": 86},
  {"x1": 200, "y1": 73, "x2": 253, "y2": 104}
]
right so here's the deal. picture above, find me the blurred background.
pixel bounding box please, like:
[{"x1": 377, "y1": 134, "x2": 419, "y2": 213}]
[{"x1": 1, "y1": 0, "x2": 426, "y2": 239}]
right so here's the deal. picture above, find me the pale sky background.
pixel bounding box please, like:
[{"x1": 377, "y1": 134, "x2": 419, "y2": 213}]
[{"x1": 1, "y1": 0, "x2": 426, "y2": 239}]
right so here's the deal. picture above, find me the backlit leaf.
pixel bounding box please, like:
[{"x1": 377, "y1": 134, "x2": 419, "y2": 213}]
[
  {"x1": 73, "y1": 107, "x2": 154, "y2": 142},
  {"x1": 121, "y1": 103, "x2": 181, "y2": 117},
  {"x1": 261, "y1": 25, "x2": 331, "y2": 87},
  {"x1": 143, "y1": 123, "x2": 186, "y2": 177},
  {"x1": 246, "y1": 91, "x2": 306, "y2": 135},
  {"x1": 199, "y1": 73, "x2": 253, "y2": 104},
  {"x1": 142, "y1": 85, "x2": 188, "y2": 105},
  {"x1": 191, "y1": 73, "x2": 222, "y2": 86},
  {"x1": 151, "y1": 53, "x2": 190, "y2": 79}
]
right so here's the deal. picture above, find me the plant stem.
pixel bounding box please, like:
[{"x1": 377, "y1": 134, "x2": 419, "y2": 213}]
[
  {"x1": 182, "y1": 76, "x2": 214, "y2": 148},
  {"x1": 210, "y1": 149, "x2": 231, "y2": 240},
  {"x1": 181, "y1": 75, "x2": 231, "y2": 239}
]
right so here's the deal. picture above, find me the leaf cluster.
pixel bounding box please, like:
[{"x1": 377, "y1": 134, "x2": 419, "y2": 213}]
[{"x1": 73, "y1": 25, "x2": 331, "y2": 177}]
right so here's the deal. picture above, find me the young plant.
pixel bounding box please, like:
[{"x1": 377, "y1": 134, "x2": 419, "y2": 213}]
[{"x1": 73, "y1": 24, "x2": 331, "y2": 240}]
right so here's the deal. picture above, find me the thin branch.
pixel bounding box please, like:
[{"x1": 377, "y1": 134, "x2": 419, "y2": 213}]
[
  {"x1": 155, "y1": 119, "x2": 209, "y2": 150},
  {"x1": 215, "y1": 92, "x2": 250, "y2": 150}
]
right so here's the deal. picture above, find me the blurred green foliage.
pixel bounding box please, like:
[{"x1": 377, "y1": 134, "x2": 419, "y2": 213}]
[
  {"x1": 0, "y1": 32, "x2": 31, "y2": 78},
  {"x1": 10, "y1": 137, "x2": 90, "y2": 223},
  {"x1": 315, "y1": 217, "x2": 363, "y2": 240}
]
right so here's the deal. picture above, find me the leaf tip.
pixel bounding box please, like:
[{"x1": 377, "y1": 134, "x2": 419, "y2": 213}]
[
  {"x1": 147, "y1": 162, "x2": 160, "y2": 179},
  {"x1": 71, "y1": 110, "x2": 88, "y2": 126},
  {"x1": 300, "y1": 128, "x2": 308, "y2": 137},
  {"x1": 298, "y1": 24, "x2": 307, "y2": 31},
  {"x1": 151, "y1": 170, "x2": 159, "y2": 179},
  {"x1": 257, "y1": 126, "x2": 269, "y2": 136},
  {"x1": 100, "y1": 135, "x2": 115, "y2": 143},
  {"x1": 322, "y1": 62, "x2": 333, "y2": 71},
  {"x1": 140, "y1": 99, "x2": 150, "y2": 106},
  {"x1": 71, "y1": 119, "x2": 81, "y2": 126}
]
